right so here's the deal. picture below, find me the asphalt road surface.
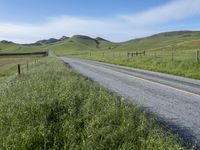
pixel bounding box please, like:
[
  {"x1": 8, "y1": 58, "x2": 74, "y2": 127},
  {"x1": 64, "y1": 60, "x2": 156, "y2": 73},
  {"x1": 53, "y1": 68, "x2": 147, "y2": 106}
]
[{"x1": 61, "y1": 57, "x2": 200, "y2": 147}]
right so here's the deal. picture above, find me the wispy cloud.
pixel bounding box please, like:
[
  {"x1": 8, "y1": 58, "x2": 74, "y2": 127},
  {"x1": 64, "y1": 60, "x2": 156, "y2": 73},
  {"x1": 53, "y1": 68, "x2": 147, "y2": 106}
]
[
  {"x1": 120, "y1": 0, "x2": 200, "y2": 26},
  {"x1": 0, "y1": 0, "x2": 200, "y2": 43}
]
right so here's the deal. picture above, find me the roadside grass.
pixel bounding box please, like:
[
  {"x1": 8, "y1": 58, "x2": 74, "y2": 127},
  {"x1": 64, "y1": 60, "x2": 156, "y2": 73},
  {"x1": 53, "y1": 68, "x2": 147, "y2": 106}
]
[
  {"x1": 55, "y1": 49, "x2": 200, "y2": 80},
  {"x1": 0, "y1": 57, "x2": 193, "y2": 149}
]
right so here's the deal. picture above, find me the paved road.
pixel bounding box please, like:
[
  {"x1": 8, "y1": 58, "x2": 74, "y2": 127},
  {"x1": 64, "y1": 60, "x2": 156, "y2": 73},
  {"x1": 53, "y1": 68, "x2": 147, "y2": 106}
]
[{"x1": 61, "y1": 57, "x2": 200, "y2": 147}]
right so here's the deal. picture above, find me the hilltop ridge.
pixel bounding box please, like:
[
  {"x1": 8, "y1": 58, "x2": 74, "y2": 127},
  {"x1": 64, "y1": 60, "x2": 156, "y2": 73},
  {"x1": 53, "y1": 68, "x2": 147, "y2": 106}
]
[{"x1": 1, "y1": 30, "x2": 200, "y2": 53}]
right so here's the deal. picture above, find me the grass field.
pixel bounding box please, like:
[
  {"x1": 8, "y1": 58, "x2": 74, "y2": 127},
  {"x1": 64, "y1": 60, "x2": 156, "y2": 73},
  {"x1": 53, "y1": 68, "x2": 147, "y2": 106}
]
[
  {"x1": 59, "y1": 48, "x2": 200, "y2": 79},
  {"x1": 0, "y1": 57, "x2": 193, "y2": 149},
  {"x1": 0, "y1": 56, "x2": 39, "y2": 78}
]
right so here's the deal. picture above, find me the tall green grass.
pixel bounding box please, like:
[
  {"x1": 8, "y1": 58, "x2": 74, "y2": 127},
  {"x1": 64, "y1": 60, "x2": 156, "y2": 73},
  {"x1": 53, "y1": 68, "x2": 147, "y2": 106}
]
[{"x1": 0, "y1": 57, "x2": 192, "y2": 149}]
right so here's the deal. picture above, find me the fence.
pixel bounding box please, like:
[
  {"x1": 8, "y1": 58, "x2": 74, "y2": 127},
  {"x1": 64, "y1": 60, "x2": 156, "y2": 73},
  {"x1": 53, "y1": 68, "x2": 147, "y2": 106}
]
[
  {"x1": 0, "y1": 51, "x2": 48, "y2": 57},
  {"x1": 17, "y1": 59, "x2": 39, "y2": 75},
  {"x1": 127, "y1": 51, "x2": 145, "y2": 58},
  {"x1": 197, "y1": 50, "x2": 200, "y2": 63},
  {"x1": 86, "y1": 49, "x2": 200, "y2": 64}
]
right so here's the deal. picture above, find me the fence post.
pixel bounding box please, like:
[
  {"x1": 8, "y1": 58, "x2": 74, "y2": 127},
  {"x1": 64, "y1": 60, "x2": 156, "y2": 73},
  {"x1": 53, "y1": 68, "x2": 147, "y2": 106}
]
[
  {"x1": 27, "y1": 63, "x2": 29, "y2": 72},
  {"x1": 127, "y1": 52, "x2": 129, "y2": 58},
  {"x1": 197, "y1": 50, "x2": 199, "y2": 64},
  {"x1": 171, "y1": 47, "x2": 174, "y2": 61},
  {"x1": 18, "y1": 64, "x2": 21, "y2": 75}
]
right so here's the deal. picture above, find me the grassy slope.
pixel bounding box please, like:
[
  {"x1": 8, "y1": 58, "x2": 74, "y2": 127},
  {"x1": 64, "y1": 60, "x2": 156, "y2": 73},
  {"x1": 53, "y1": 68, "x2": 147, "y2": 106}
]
[
  {"x1": 0, "y1": 42, "x2": 46, "y2": 53},
  {"x1": 47, "y1": 35, "x2": 118, "y2": 56},
  {"x1": 0, "y1": 57, "x2": 192, "y2": 149},
  {"x1": 116, "y1": 31, "x2": 200, "y2": 51},
  {"x1": 50, "y1": 31, "x2": 200, "y2": 55},
  {"x1": 1, "y1": 31, "x2": 200, "y2": 54}
]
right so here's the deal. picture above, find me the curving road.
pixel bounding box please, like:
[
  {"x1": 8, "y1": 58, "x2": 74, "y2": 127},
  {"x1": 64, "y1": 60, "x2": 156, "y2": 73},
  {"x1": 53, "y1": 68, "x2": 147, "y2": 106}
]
[{"x1": 61, "y1": 57, "x2": 200, "y2": 147}]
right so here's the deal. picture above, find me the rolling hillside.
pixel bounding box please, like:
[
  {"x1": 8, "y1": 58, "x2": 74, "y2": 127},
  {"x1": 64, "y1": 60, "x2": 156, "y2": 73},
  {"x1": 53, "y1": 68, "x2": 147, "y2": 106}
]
[
  {"x1": 45, "y1": 35, "x2": 118, "y2": 56},
  {"x1": 49, "y1": 31, "x2": 200, "y2": 55},
  {"x1": 116, "y1": 31, "x2": 200, "y2": 51},
  {"x1": 1, "y1": 30, "x2": 200, "y2": 54},
  {"x1": 0, "y1": 41, "x2": 45, "y2": 53}
]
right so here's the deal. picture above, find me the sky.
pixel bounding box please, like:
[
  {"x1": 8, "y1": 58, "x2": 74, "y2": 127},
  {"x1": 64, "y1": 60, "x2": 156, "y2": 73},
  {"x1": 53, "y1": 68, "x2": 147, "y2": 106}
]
[{"x1": 0, "y1": 0, "x2": 200, "y2": 43}]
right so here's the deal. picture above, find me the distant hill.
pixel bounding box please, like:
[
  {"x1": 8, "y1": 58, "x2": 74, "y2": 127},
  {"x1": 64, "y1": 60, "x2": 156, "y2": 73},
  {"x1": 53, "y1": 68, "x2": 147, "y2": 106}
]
[
  {"x1": 27, "y1": 36, "x2": 69, "y2": 46},
  {"x1": 43, "y1": 35, "x2": 118, "y2": 53},
  {"x1": 35, "y1": 38, "x2": 59, "y2": 45},
  {"x1": 1, "y1": 30, "x2": 200, "y2": 53},
  {"x1": 59, "y1": 36, "x2": 69, "y2": 41},
  {"x1": 149, "y1": 31, "x2": 200, "y2": 38},
  {"x1": 118, "y1": 30, "x2": 200, "y2": 51},
  {"x1": 0, "y1": 40, "x2": 15, "y2": 44},
  {"x1": 95, "y1": 37, "x2": 108, "y2": 41}
]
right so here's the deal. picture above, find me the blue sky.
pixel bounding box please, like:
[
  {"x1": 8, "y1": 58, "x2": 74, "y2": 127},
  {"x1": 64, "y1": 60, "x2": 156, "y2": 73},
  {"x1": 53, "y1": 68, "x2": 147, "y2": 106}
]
[
  {"x1": 0, "y1": 0, "x2": 200, "y2": 43},
  {"x1": 0, "y1": 0, "x2": 168, "y2": 22}
]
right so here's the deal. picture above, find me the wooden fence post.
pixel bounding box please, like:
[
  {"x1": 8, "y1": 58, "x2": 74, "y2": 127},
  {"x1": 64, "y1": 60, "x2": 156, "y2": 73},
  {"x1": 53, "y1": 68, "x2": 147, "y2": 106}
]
[
  {"x1": 127, "y1": 52, "x2": 129, "y2": 58},
  {"x1": 171, "y1": 47, "x2": 174, "y2": 61},
  {"x1": 197, "y1": 50, "x2": 199, "y2": 64},
  {"x1": 18, "y1": 64, "x2": 21, "y2": 75},
  {"x1": 27, "y1": 63, "x2": 29, "y2": 72}
]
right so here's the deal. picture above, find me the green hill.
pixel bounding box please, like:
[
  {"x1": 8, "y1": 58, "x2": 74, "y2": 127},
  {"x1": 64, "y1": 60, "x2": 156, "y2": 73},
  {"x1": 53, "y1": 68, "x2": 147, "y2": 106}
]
[
  {"x1": 0, "y1": 40, "x2": 47, "y2": 53},
  {"x1": 115, "y1": 31, "x2": 200, "y2": 51},
  {"x1": 46, "y1": 31, "x2": 200, "y2": 56},
  {"x1": 1, "y1": 30, "x2": 200, "y2": 54},
  {"x1": 43, "y1": 35, "x2": 118, "y2": 56}
]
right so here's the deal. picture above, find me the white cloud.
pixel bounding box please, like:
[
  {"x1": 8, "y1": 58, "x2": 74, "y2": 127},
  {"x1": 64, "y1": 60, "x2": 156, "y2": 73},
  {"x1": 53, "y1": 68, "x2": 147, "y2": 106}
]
[
  {"x1": 121, "y1": 0, "x2": 200, "y2": 26},
  {"x1": 0, "y1": 0, "x2": 200, "y2": 43},
  {"x1": 0, "y1": 16, "x2": 128, "y2": 43},
  {"x1": 0, "y1": 16, "x2": 144, "y2": 43}
]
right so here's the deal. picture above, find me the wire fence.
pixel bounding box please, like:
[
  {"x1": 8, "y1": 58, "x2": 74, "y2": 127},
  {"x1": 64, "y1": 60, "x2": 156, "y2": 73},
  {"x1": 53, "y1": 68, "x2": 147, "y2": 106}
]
[{"x1": 84, "y1": 49, "x2": 200, "y2": 63}]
